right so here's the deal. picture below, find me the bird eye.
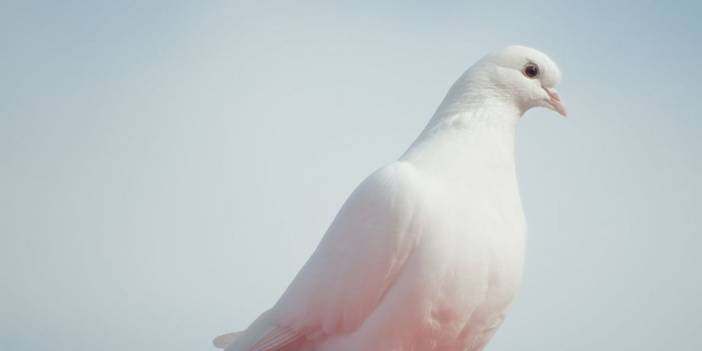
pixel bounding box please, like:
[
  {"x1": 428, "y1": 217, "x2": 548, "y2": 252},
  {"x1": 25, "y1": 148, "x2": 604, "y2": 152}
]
[{"x1": 522, "y1": 63, "x2": 539, "y2": 78}]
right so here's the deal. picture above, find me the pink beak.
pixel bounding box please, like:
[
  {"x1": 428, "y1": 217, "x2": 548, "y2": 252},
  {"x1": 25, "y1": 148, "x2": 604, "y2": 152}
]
[{"x1": 544, "y1": 88, "x2": 567, "y2": 117}]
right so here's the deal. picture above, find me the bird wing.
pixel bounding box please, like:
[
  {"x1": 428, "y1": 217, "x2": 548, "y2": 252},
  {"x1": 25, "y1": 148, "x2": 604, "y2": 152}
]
[
  {"x1": 221, "y1": 310, "x2": 306, "y2": 351},
  {"x1": 225, "y1": 162, "x2": 426, "y2": 350}
]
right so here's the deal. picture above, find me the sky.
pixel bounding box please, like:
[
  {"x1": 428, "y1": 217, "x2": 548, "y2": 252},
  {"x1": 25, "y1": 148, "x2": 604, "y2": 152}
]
[{"x1": 1, "y1": 1, "x2": 701, "y2": 350}]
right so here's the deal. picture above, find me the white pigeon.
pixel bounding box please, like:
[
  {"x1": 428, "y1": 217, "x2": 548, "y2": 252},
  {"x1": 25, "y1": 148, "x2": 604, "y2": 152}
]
[{"x1": 214, "y1": 45, "x2": 566, "y2": 351}]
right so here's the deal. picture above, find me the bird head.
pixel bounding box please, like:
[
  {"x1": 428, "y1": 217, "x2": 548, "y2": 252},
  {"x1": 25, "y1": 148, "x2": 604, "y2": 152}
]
[
  {"x1": 451, "y1": 45, "x2": 567, "y2": 118},
  {"x1": 481, "y1": 45, "x2": 567, "y2": 116}
]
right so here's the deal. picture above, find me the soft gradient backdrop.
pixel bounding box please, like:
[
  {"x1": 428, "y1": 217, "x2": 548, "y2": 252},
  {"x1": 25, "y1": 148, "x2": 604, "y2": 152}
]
[{"x1": 2, "y1": 1, "x2": 700, "y2": 350}]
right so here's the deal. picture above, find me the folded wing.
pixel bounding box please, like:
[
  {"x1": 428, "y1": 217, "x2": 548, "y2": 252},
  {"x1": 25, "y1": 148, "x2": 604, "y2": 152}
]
[{"x1": 221, "y1": 162, "x2": 425, "y2": 350}]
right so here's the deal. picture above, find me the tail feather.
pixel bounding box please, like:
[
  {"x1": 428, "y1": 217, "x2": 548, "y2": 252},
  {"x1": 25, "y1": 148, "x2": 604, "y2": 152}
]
[{"x1": 213, "y1": 331, "x2": 242, "y2": 349}]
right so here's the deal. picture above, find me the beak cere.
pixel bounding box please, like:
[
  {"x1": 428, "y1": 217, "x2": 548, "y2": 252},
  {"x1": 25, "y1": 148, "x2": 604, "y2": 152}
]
[{"x1": 544, "y1": 87, "x2": 567, "y2": 117}]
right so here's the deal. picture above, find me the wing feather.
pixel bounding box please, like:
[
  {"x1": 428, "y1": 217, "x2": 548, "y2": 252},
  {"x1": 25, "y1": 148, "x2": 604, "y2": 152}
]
[
  {"x1": 249, "y1": 326, "x2": 301, "y2": 351},
  {"x1": 273, "y1": 162, "x2": 425, "y2": 333},
  {"x1": 224, "y1": 162, "x2": 425, "y2": 350}
]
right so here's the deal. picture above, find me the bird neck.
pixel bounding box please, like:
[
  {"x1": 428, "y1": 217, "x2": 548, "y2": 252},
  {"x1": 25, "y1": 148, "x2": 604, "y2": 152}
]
[{"x1": 400, "y1": 104, "x2": 521, "y2": 179}]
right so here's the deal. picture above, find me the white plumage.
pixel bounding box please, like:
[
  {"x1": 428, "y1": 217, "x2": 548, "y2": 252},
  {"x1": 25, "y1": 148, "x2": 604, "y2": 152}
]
[{"x1": 214, "y1": 45, "x2": 566, "y2": 351}]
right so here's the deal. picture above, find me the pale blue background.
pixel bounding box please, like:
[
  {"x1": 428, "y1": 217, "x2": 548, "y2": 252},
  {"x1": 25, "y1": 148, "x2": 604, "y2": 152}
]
[{"x1": 2, "y1": 1, "x2": 701, "y2": 350}]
